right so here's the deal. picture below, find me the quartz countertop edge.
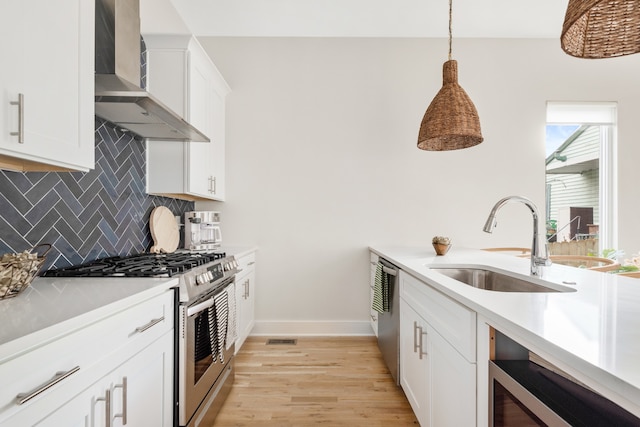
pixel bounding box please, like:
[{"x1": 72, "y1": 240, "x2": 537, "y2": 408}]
[
  {"x1": 370, "y1": 245, "x2": 640, "y2": 417},
  {"x1": 0, "y1": 276, "x2": 178, "y2": 362},
  {"x1": 221, "y1": 245, "x2": 258, "y2": 259}
]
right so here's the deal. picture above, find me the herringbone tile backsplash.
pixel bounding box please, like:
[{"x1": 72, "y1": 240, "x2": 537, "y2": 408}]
[{"x1": 0, "y1": 118, "x2": 193, "y2": 270}]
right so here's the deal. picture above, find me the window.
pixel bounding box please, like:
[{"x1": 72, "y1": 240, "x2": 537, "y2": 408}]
[{"x1": 545, "y1": 102, "x2": 617, "y2": 255}]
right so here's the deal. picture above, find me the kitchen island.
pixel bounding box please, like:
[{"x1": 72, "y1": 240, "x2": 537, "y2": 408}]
[{"x1": 371, "y1": 246, "x2": 640, "y2": 425}]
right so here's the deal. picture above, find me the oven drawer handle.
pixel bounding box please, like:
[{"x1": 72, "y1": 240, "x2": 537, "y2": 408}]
[
  {"x1": 187, "y1": 297, "x2": 215, "y2": 317},
  {"x1": 134, "y1": 316, "x2": 164, "y2": 334},
  {"x1": 16, "y1": 366, "x2": 81, "y2": 405}
]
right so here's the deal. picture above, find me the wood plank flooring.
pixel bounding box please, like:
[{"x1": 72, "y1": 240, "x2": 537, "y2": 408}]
[{"x1": 212, "y1": 336, "x2": 419, "y2": 426}]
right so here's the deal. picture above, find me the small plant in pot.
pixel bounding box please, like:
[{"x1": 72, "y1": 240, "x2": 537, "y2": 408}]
[{"x1": 432, "y1": 236, "x2": 451, "y2": 255}]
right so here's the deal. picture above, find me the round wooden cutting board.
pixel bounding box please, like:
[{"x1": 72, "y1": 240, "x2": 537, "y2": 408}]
[{"x1": 149, "y1": 206, "x2": 180, "y2": 253}]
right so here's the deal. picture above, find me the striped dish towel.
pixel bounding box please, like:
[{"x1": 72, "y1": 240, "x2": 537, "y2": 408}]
[
  {"x1": 213, "y1": 290, "x2": 229, "y2": 363},
  {"x1": 372, "y1": 262, "x2": 389, "y2": 313}
]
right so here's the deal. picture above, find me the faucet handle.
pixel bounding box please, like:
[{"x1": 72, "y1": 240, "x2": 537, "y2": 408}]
[{"x1": 534, "y1": 242, "x2": 552, "y2": 267}]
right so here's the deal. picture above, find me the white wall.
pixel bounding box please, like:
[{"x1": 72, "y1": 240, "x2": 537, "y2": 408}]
[{"x1": 196, "y1": 37, "x2": 640, "y2": 334}]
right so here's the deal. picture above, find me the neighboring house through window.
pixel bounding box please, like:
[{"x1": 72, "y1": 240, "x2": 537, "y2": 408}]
[{"x1": 545, "y1": 102, "x2": 617, "y2": 256}]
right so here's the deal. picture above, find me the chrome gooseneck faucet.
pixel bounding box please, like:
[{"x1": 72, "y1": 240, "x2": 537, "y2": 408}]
[{"x1": 483, "y1": 196, "x2": 551, "y2": 276}]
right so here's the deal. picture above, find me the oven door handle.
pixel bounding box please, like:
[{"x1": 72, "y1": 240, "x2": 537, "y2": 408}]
[{"x1": 187, "y1": 297, "x2": 215, "y2": 317}]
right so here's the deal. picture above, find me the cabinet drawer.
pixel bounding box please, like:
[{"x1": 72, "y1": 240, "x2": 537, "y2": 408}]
[
  {"x1": 400, "y1": 271, "x2": 476, "y2": 362},
  {"x1": 0, "y1": 290, "x2": 173, "y2": 421},
  {"x1": 237, "y1": 252, "x2": 256, "y2": 274}
]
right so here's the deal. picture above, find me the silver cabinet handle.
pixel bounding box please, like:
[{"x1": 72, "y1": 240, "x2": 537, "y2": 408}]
[
  {"x1": 412, "y1": 321, "x2": 428, "y2": 359},
  {"x1": 96, "y1": 389, "x2": 111, "y2": 427},
  {"x1": 247, "y1": 261, "x2": 255, "y2": 266},
  {"x1": 133, "y1": 316, "x2": 164, "y2": 334},
  {"x1": 16, "y1": 366, "x2": 80, "y2": 405},
  {"x1": 10, "y1": 93, "x2": 24, "y2": 143},
  {"x1": 243, "y1": 279, "x2": 250, "y2": 299},
  {"x1": 418, "y1": 326, "x2": 428, "y2": 360},
  {"x1": 113, "y1": 377, "x2": 128, "y2": 425},
  {"x1": 207, "y1": 176, "x2": 217, "y2": 194}
]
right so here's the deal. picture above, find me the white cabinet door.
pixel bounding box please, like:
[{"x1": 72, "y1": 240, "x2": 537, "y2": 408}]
[
  {"x1": 31, "y1": 384, "x2": 94, "y2": 427},
  {"x1": 145, "y1": 35, "x2": 229, "y2": 201},
  {"x1": 37, "y1": 331, "x2": 173, "y2": 427},
  {"x1": 235, "y1": 251, "x2": 256, "y2": 353},
  {"x1": 109, "y1": 331, "x2": 174, "y2": 427},
  {"x1": 0, "y1": 0, "x2": 94, "y2": 172},
  {"x1": 427, "y1": 324, "x2": 476, "y2": 427},
  {"x1": 209, "y1": 87, "x2": 226, "y2": 200},
  {"x1": 400, "y1": 275, "x2": 477, "y2": 427},
  {"x1": 400, "y1": 298, "x2": 429, "y2": 425}
]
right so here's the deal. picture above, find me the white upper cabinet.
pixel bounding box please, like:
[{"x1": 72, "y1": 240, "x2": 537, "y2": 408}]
[
  {"x1": 0, "y1": 0, "x2": 94, "y2": 172},
  {"x1": 145, "y1": 35, "x2": 230, "y2": 201}
]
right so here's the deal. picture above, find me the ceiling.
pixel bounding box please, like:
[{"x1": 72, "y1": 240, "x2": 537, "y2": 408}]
[{"x1": 141, "y1": 0, "x2": 571, "y2": 39}]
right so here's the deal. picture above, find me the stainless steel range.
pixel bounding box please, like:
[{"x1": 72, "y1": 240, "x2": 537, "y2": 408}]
[{"x1": 42, "y1": 251, "x2": 238, "y2": 427}]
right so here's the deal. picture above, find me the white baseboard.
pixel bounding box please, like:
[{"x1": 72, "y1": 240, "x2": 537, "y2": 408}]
[{"x1": 250, "y1": 320, "x2": 375, "y2": 337}]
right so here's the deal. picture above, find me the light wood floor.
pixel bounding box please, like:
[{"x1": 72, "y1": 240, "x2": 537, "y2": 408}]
[{"x1": 212, "y1": 336, "x2": 419, "y2": 426}]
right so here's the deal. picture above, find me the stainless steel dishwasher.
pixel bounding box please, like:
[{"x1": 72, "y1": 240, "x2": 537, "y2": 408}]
[{"x1": 375, "y1": 257, "x2": 400, "y2": 385}]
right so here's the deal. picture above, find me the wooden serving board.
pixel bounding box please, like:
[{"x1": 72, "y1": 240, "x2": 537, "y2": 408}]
[{"x1": 149, "y1": 206, "x2": 180, "y2": 253}]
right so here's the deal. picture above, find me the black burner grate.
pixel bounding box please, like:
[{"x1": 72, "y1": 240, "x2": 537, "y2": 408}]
[{"x1": 41, "y1": 251, "x2": 226, "y2": 278}]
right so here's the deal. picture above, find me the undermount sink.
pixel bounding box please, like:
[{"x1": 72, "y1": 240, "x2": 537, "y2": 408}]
[{"x1": 430, "y1": 266, "x2": 576, "y2": 293}]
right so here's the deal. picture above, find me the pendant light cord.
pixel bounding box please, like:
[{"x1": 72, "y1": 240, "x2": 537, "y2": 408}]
[{"x1": 448, "y1": 0, "x2": 453, "y2": 60}]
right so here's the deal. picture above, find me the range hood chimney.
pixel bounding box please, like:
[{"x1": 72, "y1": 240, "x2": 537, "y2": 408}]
[{"x1": 94, "y1": 0, "x2": 209, "y2": 142}]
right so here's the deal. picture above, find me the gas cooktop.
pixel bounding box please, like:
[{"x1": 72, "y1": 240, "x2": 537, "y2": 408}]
[{"x1": 41, "y1": 251, "x2": 227, "y2": 278}]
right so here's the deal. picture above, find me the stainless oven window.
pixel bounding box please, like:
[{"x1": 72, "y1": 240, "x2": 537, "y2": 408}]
[
  {"x1": 493, "y1": 380, "x2": 545, "y2": 426},
  {"x1": 193, "y1": 308, "x2": 214, "y2": 384}
]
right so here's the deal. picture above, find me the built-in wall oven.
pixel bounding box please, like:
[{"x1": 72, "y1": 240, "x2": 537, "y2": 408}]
[
  {"x1": 489, "y1": 329, "x2": 640, "y2": 426},
  {"x1": 42, "y1": 251, "x2": 239, "y2": 427},
  {"x1": 489, "y1": 359, "x2": 640, "y2": 426}
]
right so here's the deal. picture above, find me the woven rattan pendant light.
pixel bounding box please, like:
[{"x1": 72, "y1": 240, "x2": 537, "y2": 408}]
[
  {"x1": 561, "y1": 0, "x2": 640, "y2": 58},
  {"x1": 417, "y1": 0, "x2": 483, "y2": 151}
]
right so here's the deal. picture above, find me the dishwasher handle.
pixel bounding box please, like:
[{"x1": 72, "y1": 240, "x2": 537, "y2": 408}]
[{"x1": 371, "y1": 259, "x2": 398, "y2": 276}]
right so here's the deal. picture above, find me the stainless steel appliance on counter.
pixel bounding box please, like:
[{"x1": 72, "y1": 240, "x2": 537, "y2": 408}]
[
  {"x1": 184, "y1": 211, "x2": 222, "y2": 251},
  {"x1": 375, "y1": 258, "x2": 400, "y2": 385},
  {"x1": 42, "y1": 251, "x2": 238, "y2": 427}
]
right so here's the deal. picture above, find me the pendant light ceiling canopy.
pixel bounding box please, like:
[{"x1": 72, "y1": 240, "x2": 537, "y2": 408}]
[
  {"x1": 561, "y1": 0, "x2": 640, "y2": 59},
  {"x1": 417, "y1": 0, "x2": 483, "y2": 151}
]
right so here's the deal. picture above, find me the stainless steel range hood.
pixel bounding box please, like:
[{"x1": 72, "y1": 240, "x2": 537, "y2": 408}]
[{"x1": 94, "y1": 0, "x2": 209, "y2": 142}]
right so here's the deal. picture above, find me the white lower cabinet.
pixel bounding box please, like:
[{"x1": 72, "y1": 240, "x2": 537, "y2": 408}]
[
  {"x1": 0, "y1": 290, "x2": 174, "y2": 427},
  {"x1": 38, "y1": 331, "x2": 173, "y2": 427},
  {"x1": 400, "y1": 300, "x2": 429, "y2": 423},
  {"x1": 399, "y1": 271, "x2": 476, "y2": 426},
  {"x1": 235, "y1": 251, "x2": 256, "y2": 353}
]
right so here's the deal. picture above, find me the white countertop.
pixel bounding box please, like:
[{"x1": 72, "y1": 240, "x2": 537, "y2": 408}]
[
  {"x1": 0, "y1": 276, "x2": 178, "y2": 362},
  {"x1": 370, "y1": 245, "x2": 640, "y2": 416},
  {"x1": 221, "y1": 245, "x2": 258, "y2": 260}
]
